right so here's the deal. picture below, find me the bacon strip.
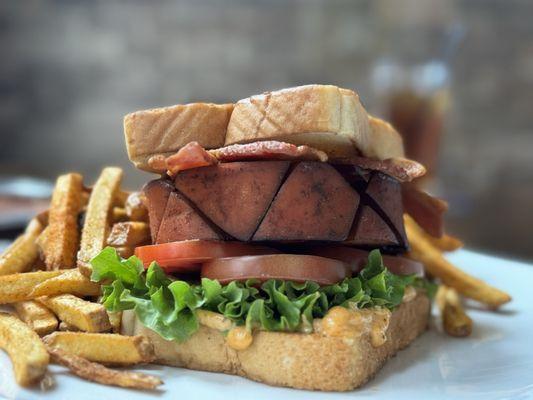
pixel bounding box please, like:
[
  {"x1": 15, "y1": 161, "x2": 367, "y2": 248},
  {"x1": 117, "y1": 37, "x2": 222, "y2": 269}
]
[
  {"x1": 336, "y1": 157, "x2": 426, "y2": 183},
  {"x1": 402, "y1": 183, "x2": 448, "y2": 238},
  {"x1": 209, "y1": 141, "x2": 328, "y2": 162},
  {"x1": 148, "y1": 142, "x2": 218, "y2": 176}
]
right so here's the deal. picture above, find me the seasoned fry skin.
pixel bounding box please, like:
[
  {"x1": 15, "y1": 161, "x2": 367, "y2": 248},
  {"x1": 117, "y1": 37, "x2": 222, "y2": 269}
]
[
  {"x1": 38, "y1": 295, "x2": 111, "y2": 333},
  {"x1": 404, "y1": 215, "x2": 463, "y2": 252},
  {"x1": 0, "y1": 218, "x2": 44, "y2": 275},
  {"x1": 405, "y1": 219, "x2": 511, "y2": 308},
  {"x1": 0, "y1": 271, "x2": 63, "y2": 304},
  {"x1": 30, "y1": 268, "x2": 101, "y2": 298},
  {"x1": 436, "y1": 286, "x2": 473, "y2": 337},
  {"x1": 13, "y1": 301, "x2": 58, "y2": 337},
  {"x1": 45, "y1": 173, "x2": 85, "y2": 270},
  {"x1": 78, "y1": 167, "x2": 123, "y2": 277},
  {"x1": 46, "y1": 346, "x2": 162, "y2": 390},
  {"x1": 107, "y1": 222, "x2": 150, "y2": 247},
  {"x1": 0, "y1": 312, "x2": 49, "y2": 386},
  {"x1": 43, "y1": 332, "x2": 155, "y2": 365},
  {"x1": 125, "y1": 192, "x2": 148, "y2": 221}
]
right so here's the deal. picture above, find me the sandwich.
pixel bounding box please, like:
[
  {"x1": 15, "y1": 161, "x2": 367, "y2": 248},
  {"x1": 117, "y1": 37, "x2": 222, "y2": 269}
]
[{"x1": 93, "y1": 85, "x2": 442, "y2": 391}]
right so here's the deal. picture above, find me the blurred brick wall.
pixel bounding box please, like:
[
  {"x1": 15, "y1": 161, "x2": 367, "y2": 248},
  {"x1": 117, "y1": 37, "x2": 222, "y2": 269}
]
[{"x1": 0, "y1": 0, "x2": 532, "y2": 259}]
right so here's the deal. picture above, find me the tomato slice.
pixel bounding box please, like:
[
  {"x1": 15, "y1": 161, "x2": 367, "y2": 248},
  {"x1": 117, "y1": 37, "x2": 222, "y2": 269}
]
[
  {"x1": 201, "y1": 254, "x2": 350, "y2": 285},
  {"x1": 135, "y1": 240, "x2": 277, "y2": 273},
  {"x1": 305, "y1": 246, "x2": 424, "y2": 277}
]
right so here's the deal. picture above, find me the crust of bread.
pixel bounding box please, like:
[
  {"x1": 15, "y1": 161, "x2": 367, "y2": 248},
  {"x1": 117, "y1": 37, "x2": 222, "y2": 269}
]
[
  {"x1": 124, "y1": 103, "x2": 234, "y2": 172},
  {"x1": 122, "y1": 293, "x2": 430, "y2": 391},
  {"x1": 366, "y1": 116, "x2": 405, "y2": 160},
  {"x1": 225, "y1": 85, "x2": 372, "y2": 158}
]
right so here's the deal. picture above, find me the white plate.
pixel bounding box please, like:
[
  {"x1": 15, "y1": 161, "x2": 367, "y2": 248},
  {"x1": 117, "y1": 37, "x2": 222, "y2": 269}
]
[{"x1": 1, "y1": 250, "x2": 532, "y2": 400}]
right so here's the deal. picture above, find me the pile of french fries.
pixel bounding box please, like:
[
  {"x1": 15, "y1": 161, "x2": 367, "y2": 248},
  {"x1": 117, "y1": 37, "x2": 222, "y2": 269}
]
[
  {"x1": 0, "y1": 167, "x2": 159, "y2": 389},
  {"x1": 404, "y1": 214, "x2": 511, "y2": 337}
]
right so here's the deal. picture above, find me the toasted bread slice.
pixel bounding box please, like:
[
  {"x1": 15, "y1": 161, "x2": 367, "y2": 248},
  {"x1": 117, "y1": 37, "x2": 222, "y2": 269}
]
[
  {"x1": 366, "y1": 116, "x2": 405, "y2": 160},
  {"x1": 225, "y1": 85, "x2": 371, "y2": 158},
  {"x1": 124, "y1": 103, "x2": 234, "y2": 172},
  {"x1": 122, "y1": 293, "x2": 430, "y2": 391}
]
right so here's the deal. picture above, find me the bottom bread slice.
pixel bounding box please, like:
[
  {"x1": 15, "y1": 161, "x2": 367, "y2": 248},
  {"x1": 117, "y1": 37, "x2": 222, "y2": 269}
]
[{"x1": 122, "y1": 293, "x2": 430, "y2": 391}]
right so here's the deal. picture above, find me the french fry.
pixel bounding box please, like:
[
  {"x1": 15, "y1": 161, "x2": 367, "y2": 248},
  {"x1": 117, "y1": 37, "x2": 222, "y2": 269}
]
[
  {"x1": 14, "y1": 301, "x2": 58, "y2": 336},
  {"x1": 436, "y1": 286, "x2": 473, "y2": 337},
  {"x1": 115, "y1": 247, "x2": 134, "y2": 259},
  {"x1": 46, "y1": 346, "x2": 162, "y2": 390},
  {"x1": 125, "y1": 192, "x2": 148, "y2": 221},
  {"x1": 35, "y1": 226, "x2": 49, "y2": 255},
  {"x1": 0, "y1": 312, "x2": 49, "y2": 386},
  {"x1": 425, "y1": 233, "x2": 463, "y2": 252},
  {"x1": 0, "y1": 218, "x2": 44, "y2": 275},
  {"x1": 113, "y1": 189, "x2": 130, "y2": 208},
  {"x1": 43, "y1": 332, "x2": 155, "y2": 365},
  {"x1": 404, "y1": 214, "x2": 463, "y2": 252},
  {"x1": 45, "y1": 173, "x2": 85, "y2": 270},
  {"x1": 38, "y1": 295, "x2": 111, "y2": 333},
  {"x1": 59, "y1": 321, "x2": 80, "y2": 332},
  {"x1": 406, "y1": 225, "x2": 511, "y2": 307},
  {"x1": 0, "y1": 270, "x2": 63, "y2": 304},
  {"x1": 107, "y1": 222, "x2": 150, "y2": 247},
  {"x1": 112, "y1": 207, "x2": 128, "y2": 223},
  {"x1": 78, "y1": 167, "x2": 123, "y2": 277},
  {"x1": 30, "y1": 268, "x2": 101, "y2": 298},
  {"x1": 107, "y1": 311, "x2": 122, "y2": 333}
]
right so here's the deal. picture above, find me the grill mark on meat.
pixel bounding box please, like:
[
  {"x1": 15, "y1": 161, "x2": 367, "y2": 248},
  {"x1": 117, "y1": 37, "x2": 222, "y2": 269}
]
[
  {"x1": 248, "y1": 162, "x2": 297, "y2": 240},
  {"x1": 172, "y1": 186, "x2": 235, "y2": 241}
]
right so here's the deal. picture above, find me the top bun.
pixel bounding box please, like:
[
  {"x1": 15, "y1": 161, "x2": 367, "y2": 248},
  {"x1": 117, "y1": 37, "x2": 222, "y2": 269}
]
[
  {"x1": 123, "y1": 85, "x2": 406, "y2": 172},
  {"x1": 225, "y1": 85, "x2": 371, "y2": 158},
  {"x1": 124, "y1": 103, "x2": 233, "y2": 172}
]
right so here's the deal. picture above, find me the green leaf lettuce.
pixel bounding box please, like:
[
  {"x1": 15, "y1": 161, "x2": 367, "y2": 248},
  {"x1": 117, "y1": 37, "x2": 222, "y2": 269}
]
[{"x1": 91, "y1": 247, "x2": 433, "y2": 342}]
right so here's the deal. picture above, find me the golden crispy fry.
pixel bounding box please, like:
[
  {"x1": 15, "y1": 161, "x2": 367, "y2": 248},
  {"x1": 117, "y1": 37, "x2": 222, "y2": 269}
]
[
  {"x1": 46, "y1": 346, "x2": 162, "y2": 390},
  {"x1": 406, "y1": 226, "x2": 511, "y2": 308},
  {"x1": 30, "y1": 268, "x2": 101, "y2": 298},
  {"x1": 113, "y1": 189, "x2": 130, "y2": 208},
  {"x1": 436, "y1": 286, "x2": 473, "y2": 337},
  {"x1": 34, "y1": 209, "x2": 49, "y2": 226},
  {"x1": 38, "y1": 295, "x2": 111, "y2": 333},
  {"x1": 115, "y1": 247, "x2": 134, "y2": 259},
  {"x1": 35, "y1": 227, "x2": 49, "y2": 255},
  {"x1": 107, "y1": 222, "x2": 150, "y2": 247},
  {"x1": 112, "y1": 207, "x2": 128, "y2": 223},
  {"x1": 0, "y1": 312, "x2": 49, "y2": 386},
  {"x1": 425, "y1": 234, "x2": 463, "y2": 252},
  {"x1": 13, "y1": 301, "x2": 58, "y2": 337},
  {"x1": 43, "y1": 332, "x2": 155, "y2": 365},
  {"x1": 404, "y1": 215, "x2": 463, "y2": 252},
  {"x1": 125, "y1": 192, "x2": 148, "y2": 221},
  {"x1": 107, "y1": 311, "x2": 122, "y2": 333},
  {"x1": 45, "y1": 173, "x2": 85, "y2": 270},
  {"x1": 78, "y1": 167, "x2": 123, "y2": 277},
  {"x1": 59, "y1": 321, "x2": 80, "y2": 332},
  {"x1": 0, "y1": 219, "x2": 44, "y2": 275},
  {"x1": 0, "y1": 270, "x2": 62, "y2": 304}
]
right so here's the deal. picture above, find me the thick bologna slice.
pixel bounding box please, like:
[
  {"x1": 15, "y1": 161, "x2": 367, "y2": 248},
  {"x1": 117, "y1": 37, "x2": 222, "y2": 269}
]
[
  {"x1": 201, "y1": 254, "x2": 350, "y2": 285},
  {"x1": 345, "y1": 205, "x2": 399, "y2": 247},
  {"x1": 364, "y1": 172, "x2": 407, "y2": 247},
  {"x1": 253, "y1": 162, "x2": 359, "y2": 241},
  {"x1": 174, "y1": 161, "x2": 290, "y2": 241},
  {"x1": 306, "y1": 246, "x2": 424, "y2": 277},
  {"x1": 142, "y1": 179, "x2": 173, "y2": 242},
  {"x1": 333, "y1": 164, "x2": 370, "y2": 193},
  {"x1": 156, "y1": 192, "x2": 221, "y2": 244},
  {"x1": 135, "y1": 240, "x2": 277, "y2": 272}
]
